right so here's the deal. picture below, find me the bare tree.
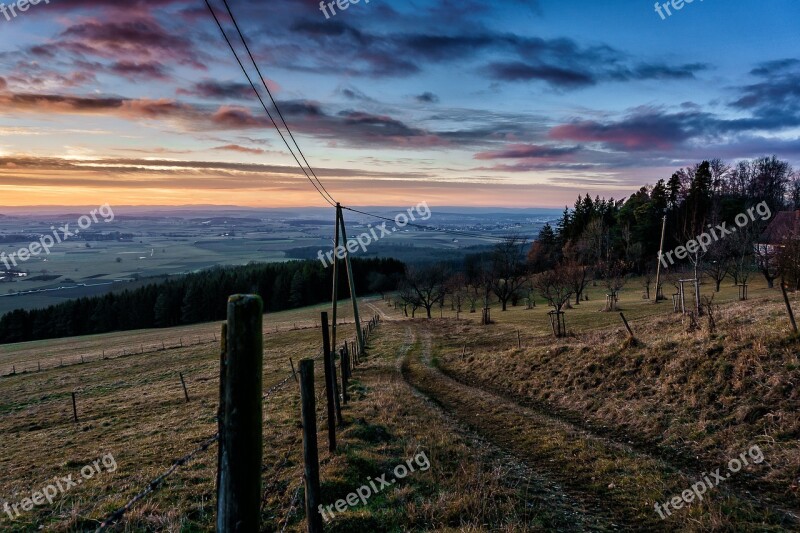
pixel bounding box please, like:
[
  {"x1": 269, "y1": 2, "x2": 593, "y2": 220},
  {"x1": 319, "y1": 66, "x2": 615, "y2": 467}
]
[
  {"x1": 601, "y1": 260, "x2": 628, "y2": 311},
  {"x1": 491, "y1": 235, "x2": 529, "y2": 311},
  {"x1": 532, "y1": 269, "x2": 574, "y2": 312},
  {"x1": 446, "y1": 273, "x2": 468, "y2": 313},
  {"x1": 563, "y1": 260, "x2": 591, "y2": 305},
  {"x1": 641, "y1": 266, "x2": 654, "y2": 299},
  {"x1": 703, "y1": 239, "x2": 730, "y2": 292},
  {"x1": 754, "y1": 242, "x2": 780, "y2": 289},
  {"x1": 728, "y1": 224, "x2": 756, "y2": 287},
  {"x1": 399, "y1": 264, "x2": 450, "y2": 319}
]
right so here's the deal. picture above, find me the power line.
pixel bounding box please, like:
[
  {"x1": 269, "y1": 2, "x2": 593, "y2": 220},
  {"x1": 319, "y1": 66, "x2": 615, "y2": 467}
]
[
  {"x1": 203, "y1": 0, "x2": 336, "y2": 207},
  {"x1": 219, "y1": 0, "x2": 337, "y2": 207},
  {"x1": 340, "y1": 205, "x2": 512, "y2": 242}
]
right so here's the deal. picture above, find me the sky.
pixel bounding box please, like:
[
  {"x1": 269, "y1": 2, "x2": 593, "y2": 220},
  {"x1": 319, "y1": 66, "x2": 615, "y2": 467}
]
[{"x1": 0, "y1": 0, "x2": 798, "y2": 208}]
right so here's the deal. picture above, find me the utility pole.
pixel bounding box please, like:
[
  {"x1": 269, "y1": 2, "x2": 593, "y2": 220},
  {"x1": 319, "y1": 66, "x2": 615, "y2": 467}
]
[
  {"x1": 654, "y1": 214, "x2": 667, "y2": 303},
  {"x1": 331, "y1": 207, "x2": 341, "y2": 353},
  {"x1": 337, "y1": 204, "x2": 365, "y2": 353}
]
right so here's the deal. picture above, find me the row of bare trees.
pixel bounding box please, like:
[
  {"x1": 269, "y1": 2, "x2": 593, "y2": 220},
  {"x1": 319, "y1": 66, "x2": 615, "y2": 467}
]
[{"x1": 396, "y1": 235, "x2": 638, "y2": 319}]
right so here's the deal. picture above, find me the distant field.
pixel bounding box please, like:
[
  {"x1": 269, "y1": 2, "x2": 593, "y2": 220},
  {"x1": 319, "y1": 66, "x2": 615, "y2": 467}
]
[{"x1": 0, "y1": 209, "x2": 553, "y2": 316}]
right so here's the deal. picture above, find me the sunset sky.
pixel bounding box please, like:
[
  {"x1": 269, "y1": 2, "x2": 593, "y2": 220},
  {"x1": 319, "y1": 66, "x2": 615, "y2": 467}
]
[{"x1": 0, "y1": 0, "x2": 798, "y2": 208}]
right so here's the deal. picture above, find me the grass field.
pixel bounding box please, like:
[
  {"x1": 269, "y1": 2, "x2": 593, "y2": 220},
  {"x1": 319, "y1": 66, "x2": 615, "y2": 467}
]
[{"x1": 0, "y1": 278, "x2": 798, "y2": 531}]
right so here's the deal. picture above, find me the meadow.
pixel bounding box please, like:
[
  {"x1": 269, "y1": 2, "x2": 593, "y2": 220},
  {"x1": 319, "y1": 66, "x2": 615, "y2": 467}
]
[{"x1": 0, "y1": 277, "x2": 797, "y2": 531}]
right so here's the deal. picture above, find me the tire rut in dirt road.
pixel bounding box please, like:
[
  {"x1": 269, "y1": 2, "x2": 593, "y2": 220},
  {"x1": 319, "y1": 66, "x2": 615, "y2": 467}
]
[
  {"x1": 390, "y1": 326, "x2": 622, "y2": 532},
  {"x1": 399, "y1": 327, "x2": 710, "y2": 531},
  {"x1": 365, "y1": 300, "x2": 396, "y2": 322}
]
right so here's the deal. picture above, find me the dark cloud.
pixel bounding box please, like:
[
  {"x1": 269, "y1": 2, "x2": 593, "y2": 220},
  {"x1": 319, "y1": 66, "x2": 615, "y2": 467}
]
[
  {"x1": 549, "y1": 109, "x2": 712, "y2": 151},
  {"x1": 415, "y1": 92, "x2": 440, "y2": 104},
  {"x1": 731, "y1": 65, "x2": 800, "y2": 124},
  {"x1": 486, "y1": 61, "x2": 595, "y2": 88},
  {"x1": 474, "y1": 144, "x2": 580, "y2": 160},
  {"x1": 178, "y1": 80, "x2": 254, "y2": 100},
  {"x1": 750, "y1": 58, "x2": 800, "y2": 76},
  {"x1": 109, "y1": 61, "x2": 169, "y2": 81}
]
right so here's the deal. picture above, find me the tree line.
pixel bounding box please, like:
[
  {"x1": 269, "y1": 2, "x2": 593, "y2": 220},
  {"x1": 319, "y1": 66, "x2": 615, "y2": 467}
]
[
  {"x1": 0, "y1": 258, "x2": 404, "y2": 343},
  {"x1": 395, "y1": 155, "x2": 800, "y2": 325}
]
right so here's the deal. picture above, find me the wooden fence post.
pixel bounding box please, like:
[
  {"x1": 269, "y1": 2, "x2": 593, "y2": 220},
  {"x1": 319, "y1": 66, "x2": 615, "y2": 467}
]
[
  {"x1": 341, "y1": 348, "x2": 349, "y2": 405},
  {"x1": 517, "y1": 329, "x2": 521, "y2": 349},
  {"x1": 781, "y1": 281, "x2": 798, "y2": 334},
  {"x1": 71, "y1": 392, "x2": 78, "y2": 423},
  {"x1": 179, "y1": 372, "x2": 190, "y2": 402},
  {"x1": 320, "y1": 312, "x2": 337, "y2": 452},
  {"x1": 299, "y1": 359, "x2": 323, "y2": 533},
  {"x1": 216, "y1": 322, "x2": 227, "y2": 501},
  {"x1": 620, "y1": 312, "x2": 635, "y2": 339},
  {"x1": 217, "y1": 295, "x2": 263, "y2": 532}
]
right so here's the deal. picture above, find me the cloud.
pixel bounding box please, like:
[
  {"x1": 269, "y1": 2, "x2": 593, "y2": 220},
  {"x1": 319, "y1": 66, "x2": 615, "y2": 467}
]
[
  {"x1": 486, "y1": 61, "x2": 595, "y2": 88},
  {"x1": 731, "y1": 62, "x2": 800, "y2": 122},
  {"x1": 109, "y1": 61, "x2": 170, "y2": 81},
  {"x1": 58, "y1": 18, "x2": 203, "y2": 70},
  {"x1": 178, "y1": 80, "x2": 254, "y2": 100},
  {"x1": 213, "y1": 144, "x2": 266, "y2": 155},
  {"x1": 548, "y1": 109, "x2": 711, "y2": 151},
  {"x1": 750, "y1": 58, "x2": 800, "y2": 76},
  {"x1": 415, "y1": 92, "x2": 440, "y2": 104},
  {"x1": 474, "y1": 144, "x2": 580, "y2": 160}
]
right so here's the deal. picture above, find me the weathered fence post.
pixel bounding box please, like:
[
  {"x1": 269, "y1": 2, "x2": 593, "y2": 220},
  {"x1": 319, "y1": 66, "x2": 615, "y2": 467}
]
[
  {"x1": 299, "y1": 359, "x2": 324, "y2": 533},
  {"x1": 216, "y1": 322, "x2": 227, "y2": 501},
  {"x1": 217, "y1": 295, "x2": 263, "y2": 533},
  {"x1": 179, "y1": 372, "x2": 190, "y2": 403},
  {"x1": 341, "y1": 348, "x2": 349, "y2": 405},
  {"x1": 619, "y1": 312, "x2": 634, "y2": 339},
  {"x1": 320, "y1": 312, "x2": 337, "y2": 452},
  {"x1": 781, "y1": 281, "x2": 798, "y2": 334},
  {"x1": 71, "y1": 392, "x2": 78, "y2": 423}
]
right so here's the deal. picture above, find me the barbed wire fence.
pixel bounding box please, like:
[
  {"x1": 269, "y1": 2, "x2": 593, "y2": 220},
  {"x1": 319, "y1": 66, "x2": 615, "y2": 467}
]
[{"x1": 89, "y1": 316, "x2": 374, "y2": 532}]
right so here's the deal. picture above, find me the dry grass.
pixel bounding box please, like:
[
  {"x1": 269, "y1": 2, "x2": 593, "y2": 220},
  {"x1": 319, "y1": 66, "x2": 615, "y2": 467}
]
[
  {"x1": 2, "y1": 286, "x2": 799, "y2": 531},
  {"x1": 427, "y1": 286, "x2": 800, "y2": 528}
]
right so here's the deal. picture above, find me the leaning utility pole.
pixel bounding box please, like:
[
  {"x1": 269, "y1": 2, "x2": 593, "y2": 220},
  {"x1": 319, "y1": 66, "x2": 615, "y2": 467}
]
[
  {"x1": 331, "y1": 205, "x2": 341, "y2": 353},
  {"x1": 337, "y1": 204, "x2": 365, "y2": 353},
  {"x1": 654, "y1": 214, "x2": 667, "y2": 303}
]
